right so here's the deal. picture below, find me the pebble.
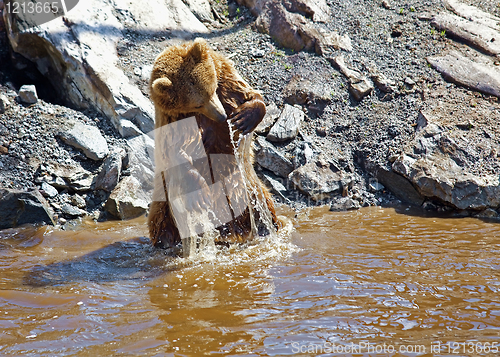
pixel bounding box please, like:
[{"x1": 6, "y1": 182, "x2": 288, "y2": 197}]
[
  {"x1": 71, "y1": 194, "x2": 86, "y2": 209},
  {"x1": 249, "y1": 48, "x2": 265, "y2": 57},
  {"x1": 18, "y1": 85, "x2": 38, "y2": 104},
  {"x1": 41, "y1": 182, "x2": 58, "y2": 198}
]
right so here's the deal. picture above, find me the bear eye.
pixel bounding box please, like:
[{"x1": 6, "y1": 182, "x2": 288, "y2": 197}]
[{"x1": 194, "y1": 105, "x2": 203, "y2": 109}]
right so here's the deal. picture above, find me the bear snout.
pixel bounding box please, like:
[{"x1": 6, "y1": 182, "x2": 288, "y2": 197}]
[{"x1": 202, "y1": 93, "x2": 227, "y2": 123}]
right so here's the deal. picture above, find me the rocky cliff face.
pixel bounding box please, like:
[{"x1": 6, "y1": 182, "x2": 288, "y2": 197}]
[{"x1": 1, "y1": 0, "x2": 500, "y2": 229}]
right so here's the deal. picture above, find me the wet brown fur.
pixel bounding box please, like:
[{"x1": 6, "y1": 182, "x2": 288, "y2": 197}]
[{"x1": 148, "y1": 38, "x2": 280, "y2": 249}]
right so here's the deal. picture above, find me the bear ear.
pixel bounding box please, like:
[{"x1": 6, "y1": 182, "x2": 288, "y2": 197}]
[
  {"x1": 152, "y1": 77, "x2": 172, "y2": 96},
  {"x1": 190, "y1": 38, "x2": 208, "y2": 63}
]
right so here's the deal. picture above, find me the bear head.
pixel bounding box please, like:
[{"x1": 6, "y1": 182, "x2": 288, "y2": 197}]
[{"x1": 150, "y1": 38, "x2": 227, "y2": 123}]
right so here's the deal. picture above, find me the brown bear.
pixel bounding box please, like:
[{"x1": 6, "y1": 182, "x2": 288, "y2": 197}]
[{"x1": 148, "y1": 38, "x2": 281, "y2": 249}]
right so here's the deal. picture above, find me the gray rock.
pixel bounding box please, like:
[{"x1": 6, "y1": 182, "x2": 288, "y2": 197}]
[
  {"x1": 0, "y1": 94, "x2": 6, "y2": 114},
  {"x1": 105, "y1": 176, "x2": 149, "y2": 220},
  {"x1": 393, "y1": 154, "x2": 500, "y2": 210},
  {"x1": 249, "y1": 48, "x2": 266, "y2": 57},
  {"x1": 41, "y1": 182, "x2": 58, "y2": 198},
  {"x1": 183, "y1": 0, "x2": 214, "y2": 23},
  {"x1": 293, "y1": 142, "x2": 315, "y2": 168},
  {"x1": 369, "y1": 180, "x2": 385, "y2": 192},
  {"x1": 119, "y1": 119, "x2": 143, "y2": 138},
  {"x1": 0, "y1": 188, "x2": 55, "y2": 229},
  {"x1": 255, "y1": 102, "x2": 280, "y2": 135},
  {"x1": 473, "y1": 208, "x2": 499, "y2": 219},
  {"x1": 42, "y1": 162, "x2": 95, "y2": 192},
  {"x1": 247, "y1": 0, "x2": 344, "y2": 54},
  {"x1": 18, "y1": 85, "x2": 38, "y2": 104},
  {"x1": 71, "y1": 194, "x2": 86, "y2": 209},
  {"x1": 59, "y1": 122, "x2": 109, "y2": 161},
  {"x1": 330, "y1": 197, "x2": 360, "y2": 212},
  {"x1": 430, "y1": 5, "x2": 500, "y2": 56},
  {"x1": 283, "y1": 72, "x2": 333, "y2": 108},
  {"x1": 61, "y1": 203, "x2": 86, "y2": 217},
  {"x1": 333, "y1": 55, "x2": 374, "y2": 101},
  {"x1": 315, "y1": 28, "x2": 352, "y2": 55},
  {"x1": 126, "y1": 134, "x2": 155, "y2": 193},
  {"x1": 289, "y1": 161, "x2": 349, "y2": 201},
  {"x1": 367, "y1": 64, "x2": 397, "y2": 93},
  {"x1": 445, "y1": 0, "x2": 500, "y2": 30},
  {"x1": 94, "y1": 149, "x2": 125, "y2": 192},
  {"x1": 267, "y1": 104, "x2": 303, "y2": 142},
  {"x1": 372, "y1": 167, "x2": 425, "y2": 206},
  {"x1": 254, "y1": 136, "x2": 294, "y2": 178},
  {"x1": 262, "y1": 172, "x2": 290, "y2": 202},
  {"x1": 427, "y1": 51, "x2": 500, "y2": 98}
]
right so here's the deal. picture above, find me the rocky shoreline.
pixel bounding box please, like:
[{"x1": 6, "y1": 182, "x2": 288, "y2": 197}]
[{"x1": 1, "y1": 0, "x2": 500, "y2": 230}]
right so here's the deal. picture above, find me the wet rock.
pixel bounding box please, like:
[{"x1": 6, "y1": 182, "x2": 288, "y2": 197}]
[
  {"x1": 393, "y1": 154, "x2": 500, "y2": 210},
  {"x1": 61, "y1": 203, "x2": 86, "y2": 218},
  {"x1": 0, "y1": 188, "x2": 55, "y2": 229},
  {"x1": 261, "y1": 172, "x2": 290, "y2": 203},
  {"x1": 473, "y1": 208, "x2": 499, "y2": 219},
  {"x1": 427, "y1": 51, "x2": 500, "y2": 98},
  {"x1": 4, "y1": 0, "x2": 207, "y2": 135},
  {"x1": 94, "y1": 149, "x2": 125, "y2": 192},
  {"x1": 289, "y1": 161, "x2": 349, "y2": 201},
  {"x1": 105, "y1": 176, "x2": 149, "y2": 220},
  {"x1": 41, "y1": 163, "x2": 95, "y2": 192},
  {"x1": 183, "y1": 0, "x2": 214, "y2": 23},
  {"x1": 41, "y1": 182, "x2": 58, "y2": 198},
  {"x1": 18, "y1": 85, "x2": 38, "y2": 104},
  {"x1": 330, "y1": 197, "x2": 361, "y2": 211},
  {"x1": 373, "y1": 167, "x2": 425, "y2": 206},
  {"x1": 333, "y1": 56, "x2": 374, "y2": 101},
  {"x1": 267, "y1": 104, "x2": 303, "y2": 142},
  {"x1": 254, "y1": 136, "x2": 294, "y2": 178},
  {"x1": 430, "y1": 2, "x2": 500, "y2": 56},
  {"x1": 59, "y1": 122, "x2": 109, "y2": 161},
  {"x1": 255, "y1": 102, "x2": 280, "y2": 135}
]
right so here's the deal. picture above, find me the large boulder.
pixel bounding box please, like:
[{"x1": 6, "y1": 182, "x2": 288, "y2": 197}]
[
  {"x1": 393, "y1": 153, "x2": 500, "y2": 210},
  {"x1": 0, "y1": 188, "x2": 55, "y2": 229},
  {"x1": 236, "y1": 0, "x2": 351, "y2": 54},
  {"x1": 3, "y1": 0, "x2": 208, "y2": 136}
]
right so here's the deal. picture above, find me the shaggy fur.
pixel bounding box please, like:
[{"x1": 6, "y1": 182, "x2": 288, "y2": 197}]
[{"x1": 148, "y1": 38, "x2": 280, "y2": 249}]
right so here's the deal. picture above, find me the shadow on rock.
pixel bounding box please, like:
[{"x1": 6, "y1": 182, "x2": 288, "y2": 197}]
[{"x1": 23, "y1": 236, "x2": 179, "y2": 287}]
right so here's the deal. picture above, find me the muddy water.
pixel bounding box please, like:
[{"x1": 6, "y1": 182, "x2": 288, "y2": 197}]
[{"x1": 1, "y1": 206, "x2": 500, "y2": 356}]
